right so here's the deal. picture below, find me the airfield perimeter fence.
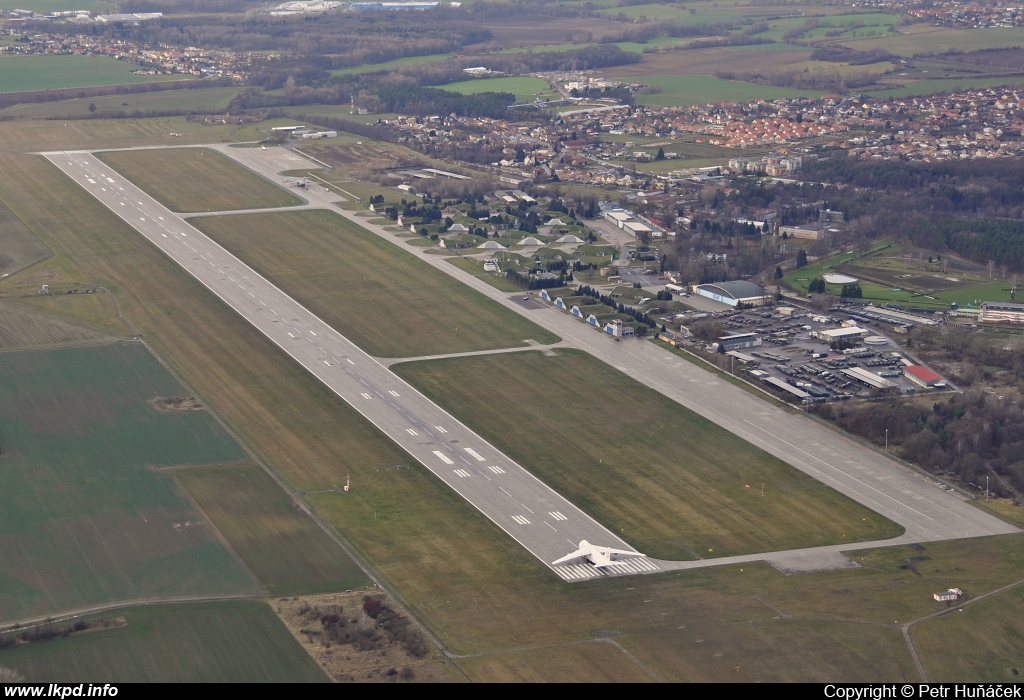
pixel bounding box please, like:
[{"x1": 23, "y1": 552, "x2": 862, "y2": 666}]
[{"x1": 666, "y1": 341, "x2": 976, "y2": 501}]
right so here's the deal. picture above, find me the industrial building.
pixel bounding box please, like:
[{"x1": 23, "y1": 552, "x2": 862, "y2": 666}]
[
  {"x1": 904, "y1": 365, "x2": 942, "y2": 388},
  {"x1": 980, "y1": 300, "x2": 1024, "y2": 324},
  {"x1": 812, "y1": 326, "x2": 870, "y2": 343},
  {"x1": 717, "y1": 332, "x2": 762, "y2": 352},
  {"x1": 692, "y1": 281, "x2": 768, "y2": 308},
  {"x1": 841, "y1": 367, "x2": 896, "y2": 390}
]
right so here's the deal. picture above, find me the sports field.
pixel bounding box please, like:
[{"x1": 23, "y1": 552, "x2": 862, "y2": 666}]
[
  {"x1": 0, "y1": 342, "x2": 255, "y2": 620},
  {"x1": 0, "y1": 55, "x2": 183, "y2": 94},
  {"x1": 176, "y1": 465, "x2": 370, "y2": 595},
  {"x1": 96, "y1": 148, "x2": 303, "y2": 213},
  {"x1": 393, "y1": 350, "x2": 902, "y2": 559},
  {"x1": 191, "y1": 209, "x2": 560, "y2": 357},
  {"x1": 4, "y1": 139, "x2": 1023, "y2": 681},
  {"x1": 0, "y1": 601, "x2": 329, "y2": 682},
  {"x1": 0, "y1": 199, "x2": 50, "y2": 277},
  {"x1": 625, "y1": 75, "x2": 823, "y2": 108}
]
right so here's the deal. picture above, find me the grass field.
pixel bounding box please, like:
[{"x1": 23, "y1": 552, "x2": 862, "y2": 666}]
[
  {"x1": 783, "y1": 242, "x2": 1019, "y2": 310},
  {"x1": 457, "y1": 641, "x2": 657, "y2": 682},
  {"x1": 0, "y1": 302, "x2": 114, "y2": 350},
  {"x1": 191, "y1": 209, "x2": 559, "y2": 357},
  {"x1": 0, "y1": 117, "x2": 268, "y2": 154},
  {"x1": 0, "y1": 342, "x2": 254, "y2": 620},
  {"x1": 330, "y1": 52, "x2": 456, "y2": 75},
  {"x1": 441, "y1": 76, "x2": 554, "y2": 101},
  {"x1": 624, "y1": 75, "x2": 824, "y2": 108},
  {"x1": 0, "y1": 198, "x2": 49, "y2": 277},
  {"x1": 3, "y1": 141, "x2": 1023, "y2": 681},
  {"x1": 913, "y1": 583, "x2": 1024, "y2": 681},
  {"x1": 0, "y1": 87, "x2": 242, "y2": 119},
  {"x1": 9, "y1": 292, "x2": 132, "y2": 336},
  {"x1": 869, "y1": 75, "x2": 1024, "y2": 98},
  {"x1": 96, "y1": 148, "x2": 302, "y2": 213},
  {"x1": 0, "y1": 601, "x2": 329, "y2": 682},
  {"x1": 839, "y1": 25, "x2": 1024, "y2": 56},
  {"x1": 0, "y1": 55, "x2": 184, "y2": 94},
  {"x1": 176, "y1": 465, "x2": 370, "y2": 595},
  {"x1": 393, "y1": 349, "x2": 902, "y2": 560}
]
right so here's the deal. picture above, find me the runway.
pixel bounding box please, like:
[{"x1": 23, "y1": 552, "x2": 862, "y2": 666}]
[
  {"x1": 43, "y1": 143, "x2": 1020, "y2": 579},
  {"x1": 41, "y1": 149, "x2": 645, "y2": 582}
]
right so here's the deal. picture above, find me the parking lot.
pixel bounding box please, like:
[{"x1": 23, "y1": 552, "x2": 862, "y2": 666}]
[{"x1": 695, "y1": 305, "x2": 945, "y2": 404}]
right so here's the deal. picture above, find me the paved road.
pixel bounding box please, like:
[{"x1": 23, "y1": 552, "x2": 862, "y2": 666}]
[
  {"x1": 42, "y1": 149, "x2": 660, "y2": 583},
  {"x1": 210, "y1": 147, "x2": 1021, "y2": 556}
]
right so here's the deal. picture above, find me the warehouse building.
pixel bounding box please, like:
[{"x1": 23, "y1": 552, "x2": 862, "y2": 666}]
[
  {"x1": 716, "y1": 332, "x2": 762, "y2": 352},
  {"x1": 980, "y1": 301, "x2": 1024, "y2": 324},
  {"x1": 904, "y1": 365, "x2": 942, "y2": 388},
  {"x1": 812, "y1": 326, "x2": 870, "y2": 343},
  {"x1": 692, "y1": 281, "x2": 768, "y2": 308}
]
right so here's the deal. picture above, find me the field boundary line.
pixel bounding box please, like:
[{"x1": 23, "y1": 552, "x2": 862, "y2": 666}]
[{"x1": 0, "y1": 592, "x2": 260, "y2": 630}]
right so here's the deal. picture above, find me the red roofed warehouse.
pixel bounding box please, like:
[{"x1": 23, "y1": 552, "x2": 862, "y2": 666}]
[{"x1": 904, "y1": 365, "x2": 942, "y2": 388}]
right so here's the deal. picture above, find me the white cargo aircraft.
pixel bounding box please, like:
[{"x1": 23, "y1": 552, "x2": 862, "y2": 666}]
[{"x1": 553, "y1": 540, "x2": 646, "y2": 569}]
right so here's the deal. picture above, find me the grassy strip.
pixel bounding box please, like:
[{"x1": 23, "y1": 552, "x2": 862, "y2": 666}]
[
  {"x1": 176, "y1": 465, "x2": 370, "y2": 595},
  {"x1": 394, "y1": 349, "x2": 903, "y2": 560},
  {"x1": 96, "y1": 148, "x2": 302, "y2": 213},
  {"x1": 191, "y1": 209, "x2": 559, "y2": 357}
]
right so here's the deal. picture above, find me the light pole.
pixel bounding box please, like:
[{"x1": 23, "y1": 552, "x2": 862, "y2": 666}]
[
  {"x1": 885, "y1": 428, "x2": 888, "y2": 454},
  {"x1": 986, "y1": 476, "x2": 990, "y2": 502}
]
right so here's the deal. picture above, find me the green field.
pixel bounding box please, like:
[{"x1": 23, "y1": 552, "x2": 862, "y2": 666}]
[
  {"x1": 0, "y1": 198, "x2": 49, "y2": 276},
  {"x1": 330, "y1": 52, "x2": 456, "y2": 75},
  {"x1": 0, "y1": 87, "x2": 242, "y2": 119},
  {"x1": 191, "y1": 209, "x2": 560, "y2": 357},
  {"x1": 624, "y1": 75, "x2": 824, "y2": 108},
  {"x1": 96, "y1": 148, "x2": 302, "y2": 213},
  {"x1": 0, "y1": 601, "x2": 328, "y2": 682},
  {"x1": 783, "y1": 242, "x2": 1020, "y2": 310},
  {"x1": 393, "y1": 350, "x2": 902, "y2": 559},
  {"x1": 0, "y1": 55, "x2": 184, "y2": 94},
  {"x1": 442, "y1": 76, "x2": 554, "y2": 101},
  {"x1": 839, "y1": 25, "x2": 1024, "y2": 56},
  {"x1": 176, "y1": 465, "x2": 370, "y2": 595},
  {"x1": 0, "y1": 343, "x2": 255, "y2": 620}
]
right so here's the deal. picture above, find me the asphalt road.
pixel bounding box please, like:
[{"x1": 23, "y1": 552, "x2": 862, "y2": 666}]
[{"x1": 42, "y1": 149, "x2": 654, "y2": 582}]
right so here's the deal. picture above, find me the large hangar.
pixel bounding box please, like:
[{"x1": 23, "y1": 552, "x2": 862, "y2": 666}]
[{"x1": 692, "y1": 280, "x2": 768, "y2": 307}]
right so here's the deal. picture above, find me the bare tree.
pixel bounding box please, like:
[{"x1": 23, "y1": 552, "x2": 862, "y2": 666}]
[{"x1": 988, "y1": 260, "x2": 995, "y2": 279}]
